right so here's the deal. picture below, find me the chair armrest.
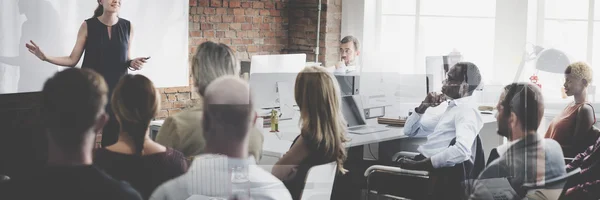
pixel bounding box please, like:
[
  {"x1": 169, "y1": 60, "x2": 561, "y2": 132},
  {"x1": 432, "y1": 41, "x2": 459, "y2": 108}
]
[
  {"x1": 391, "y1": 151, "x2": 420, "y2": 162},
  {"x1": 364, "y1": 165, "x2": 430, "y2": 178}
]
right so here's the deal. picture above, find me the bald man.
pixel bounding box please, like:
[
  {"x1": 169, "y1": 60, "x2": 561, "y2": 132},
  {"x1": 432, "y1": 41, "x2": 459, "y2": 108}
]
[
  {"x1": 150, "y1": 76, "x2": 292, "y2": 200},
  {"x1": 469, "y1": 83, "x2": 566, "y2": 200}
]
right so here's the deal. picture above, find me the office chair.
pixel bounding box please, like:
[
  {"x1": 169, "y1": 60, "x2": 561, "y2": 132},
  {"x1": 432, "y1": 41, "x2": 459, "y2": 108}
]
[
  {"x1": 300, "y1": 162, "x2": 337, "y2": 200},
  {"x1": 364, "y1": 136, "x2": 485, "y2": 200}
]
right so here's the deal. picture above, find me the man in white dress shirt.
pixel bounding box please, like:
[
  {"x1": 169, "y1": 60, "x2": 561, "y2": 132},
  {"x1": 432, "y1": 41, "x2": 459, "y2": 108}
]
[
  {"x1": 150, "y1": 76, "x2": 292, "y2": 200},
  {"x1": 400, "y1": 62, "x2": 483, "y2": 171}
]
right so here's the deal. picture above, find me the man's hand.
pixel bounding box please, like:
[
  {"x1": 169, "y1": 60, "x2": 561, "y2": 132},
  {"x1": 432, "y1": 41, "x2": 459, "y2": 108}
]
[
  {"x1": 422, "y1": 92, "x2": 446, "y2": 107},
  {"x1": 335, "y1": 61, "x2": 345, "y2": 69},
  {"x1": 398, "y1": 157, "x2": 434, "y2": 171},
  {"x1": 415, "y1": 92, "x2": 446, "y2": 114}
]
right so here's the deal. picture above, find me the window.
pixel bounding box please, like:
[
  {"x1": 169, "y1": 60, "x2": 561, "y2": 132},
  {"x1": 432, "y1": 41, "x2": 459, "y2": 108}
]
[
  {"x1": 375, "y1": 0, "x2": 497, "y2": 84},
  {"x1": 532, "y1": 0, "x2": 600, "y2": 102}
]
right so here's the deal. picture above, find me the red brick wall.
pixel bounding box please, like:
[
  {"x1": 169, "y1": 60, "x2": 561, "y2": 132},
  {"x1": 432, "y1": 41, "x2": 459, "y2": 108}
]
[
  {"x1": 287, "y1": 0, "x2": 341, "y2": 67},
  {"x1": 155, "y1": 0, "x2": 342, "y2": 120},
  {"x1": 155, "y1": 0, "x2": 290, "y2": 119}
]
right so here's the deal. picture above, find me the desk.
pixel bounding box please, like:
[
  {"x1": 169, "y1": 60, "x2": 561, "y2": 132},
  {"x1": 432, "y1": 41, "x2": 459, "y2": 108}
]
[
  {"x1": 149, "y1": 112, "x2": 498, "y2": 165},
  {"x1": 254, "y1": 112, "x2": 496, "y2": 165}
]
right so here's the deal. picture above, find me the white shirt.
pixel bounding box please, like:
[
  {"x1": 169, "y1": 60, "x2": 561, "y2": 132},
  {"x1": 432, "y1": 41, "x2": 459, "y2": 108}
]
[
  {"x1": 150, "y1": 154, "x2": 292, "y2": 200},
  {"x1": 404, "y1": 96, "x2": 484, "y2": 168}
]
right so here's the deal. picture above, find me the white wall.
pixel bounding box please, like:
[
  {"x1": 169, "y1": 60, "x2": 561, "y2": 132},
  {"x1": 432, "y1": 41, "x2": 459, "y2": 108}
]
[{"x1": 0, "y1": 0, "x2": 189, "y2": 94}]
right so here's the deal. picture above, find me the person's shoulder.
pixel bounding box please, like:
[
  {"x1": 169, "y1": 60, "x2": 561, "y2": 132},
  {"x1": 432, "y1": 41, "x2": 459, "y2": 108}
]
[
  {"x1": 246, "y1": 166, "x2": 293, "y2": 200},
  {"x1": 171, "y1": 107, "x2": 204, "y2": 123},
  {"x1": 119, "y1": 18, "x2": 132, "y2": 24},
  {"x1": 150, "y1": 173, "x2": 188, "y2": 199},
  {"x1": 578, "y1": 103, "x2": 595, "y2": 118},
  {"x1": 248, "y1": 165, "x2": 286, "y2": 186},
  {"x1": 541, "y1": 139, "x2": 565, "y2": 159},
  {"x1": 542, "y1": 138, "x2": 562, "y2": 150}
]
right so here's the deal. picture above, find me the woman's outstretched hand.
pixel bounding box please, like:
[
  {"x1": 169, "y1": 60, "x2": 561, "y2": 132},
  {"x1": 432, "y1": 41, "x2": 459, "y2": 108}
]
[{"x1": 25, "y1": 40, "x2": 47, "y2": 61}]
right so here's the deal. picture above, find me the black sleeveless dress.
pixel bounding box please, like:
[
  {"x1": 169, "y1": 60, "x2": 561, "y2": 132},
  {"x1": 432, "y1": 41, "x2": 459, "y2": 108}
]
[
  {"x1": 285, "y1": 135, "x2": 331, "y2": 200},
  {"x1": 82, "y1": 17, "x2": 130, "y2": 146}
]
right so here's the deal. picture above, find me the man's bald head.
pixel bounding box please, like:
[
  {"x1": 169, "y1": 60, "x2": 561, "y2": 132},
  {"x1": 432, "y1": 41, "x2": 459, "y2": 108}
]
[
  {"x1": 203, "y1": 76, "x2": 254, "y2": 141},
  {"x1": 501, "y1": 82, "x2": 545, "y2": 132}
]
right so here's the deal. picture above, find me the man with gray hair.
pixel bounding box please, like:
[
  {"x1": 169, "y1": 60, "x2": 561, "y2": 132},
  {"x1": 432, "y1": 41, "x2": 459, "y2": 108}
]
[
  {"x1": 155, "y1": 41, "x2": 264, "y2": 161},
  {"x1": 150, "y1": 76, "x2": 292, "y2": 200}
]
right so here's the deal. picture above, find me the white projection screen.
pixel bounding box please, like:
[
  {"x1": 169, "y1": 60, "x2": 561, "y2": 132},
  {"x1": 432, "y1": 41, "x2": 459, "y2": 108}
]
[{"x1": 0, "y1": 0, "x2": 189, "y2": 94}]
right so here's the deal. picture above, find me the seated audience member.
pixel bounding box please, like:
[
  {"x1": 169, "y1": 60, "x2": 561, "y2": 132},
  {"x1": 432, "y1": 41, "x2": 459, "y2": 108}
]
[
  {"x1": 545, "y1": 62, "x2": 597, "y2": 158},
  {"x1": 397, "y1": 62, "x2": 483, "y2": 198},
  {"x1": 469, "y1": 83, "x2": 566, "y2": 200},
  {"x1": 155, "y1": 41, "x2": 263, "y2": 161},
  {"x1": 0, "y1": 68, "x2": 142, "y2": 200},
  {"x1": 94, "y1": 74, "x2": 188, "y2": 199},
  {"x1": 271, "y1": 66, "x2": 348, "y2": 200},
  {"x1": 150, "y1": 76, "x2": 292, "y2": 200},
  {"x1": 563, "y1": 126, "x2": 600, "y2": 199}
]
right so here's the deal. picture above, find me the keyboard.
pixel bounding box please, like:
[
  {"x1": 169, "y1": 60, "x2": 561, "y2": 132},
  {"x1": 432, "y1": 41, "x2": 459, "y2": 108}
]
[{"x1": 348, "y1": 125, "x2": 389, "y2": 134}]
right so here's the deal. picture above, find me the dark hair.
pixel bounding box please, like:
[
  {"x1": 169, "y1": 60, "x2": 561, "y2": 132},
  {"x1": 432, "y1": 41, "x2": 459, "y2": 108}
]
[
  {"x1": 454, "y1": 62, "x2": 482, "y2": 94},
  {"x1": 42, "y1": 68, "x2": 108, "y2": 151},
  {"x1": 111, "y1": 75, "x2": 159, "y2": 156},
  {"x1": 93, "y1": 4, "x2": 103, "y2": 18},
  {"x1": 501, "y1": 83, "x2": 544, "y2": 132},
  {"x1": 341, "y1": 35, "x2": 360, "y2": 51}
]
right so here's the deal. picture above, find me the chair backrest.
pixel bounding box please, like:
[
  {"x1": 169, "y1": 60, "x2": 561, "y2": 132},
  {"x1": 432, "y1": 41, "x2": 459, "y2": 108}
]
[
  {"x1": 448, "y1": 135, "x2": 486, "y2": 179},
  {"x1": 300, "y1": 161, "x2": 337, "y2": 200}
]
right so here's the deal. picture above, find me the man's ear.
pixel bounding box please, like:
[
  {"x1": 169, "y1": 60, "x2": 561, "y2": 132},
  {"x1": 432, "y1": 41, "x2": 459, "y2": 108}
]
[
  {"x1": 582, "y1": 79, "x2": 589, "y2": 87},
  {"x1": 93, "y1": 113, "x2": 109, "y2": 134},
  {"x1": 508, "y1": 112, "x2": 518, "y2": 130},
  {"x1": 356, "y1": 50, "x2": 361, "y2": 57}
]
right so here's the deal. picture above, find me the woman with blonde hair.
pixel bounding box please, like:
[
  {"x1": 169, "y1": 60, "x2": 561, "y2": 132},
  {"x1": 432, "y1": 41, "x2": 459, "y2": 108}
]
[
  {"x1": 154, "y1": 41, "x2": 264, "y2": 161},
  {"x1": 94, "y1": 74, "x2": 188, "y2": 199},
  {"x1": 272, "y1": 66, "x2": 348, "y2": 200},
  {"x1": 545, "y1": 62, "x2": 598, "y2": 157}
]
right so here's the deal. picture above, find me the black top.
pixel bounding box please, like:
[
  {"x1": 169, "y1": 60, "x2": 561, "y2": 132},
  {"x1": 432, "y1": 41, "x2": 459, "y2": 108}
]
[
  {"x1": 0, "y1": 165, "x2": 142, "y2": 200},
  {"x1": 82, "y1": 17, "x2": 130, "y2": 91},
  {"x1": 284, "y1": 135, "x2": 330, "y2": 200},
  {"x1": 94, "y1": 147, "x2": 188, "y2": 199}
]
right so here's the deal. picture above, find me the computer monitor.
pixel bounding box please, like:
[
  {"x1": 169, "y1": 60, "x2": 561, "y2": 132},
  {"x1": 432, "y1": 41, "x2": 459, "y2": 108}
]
[
  {"x1": 249, "y1": 72, "x2": 299, "y2": 109},
  {"x1": 341, "y1": 95, "x2": 367, "y2": 127},
  {"x1": 250, "y1": 54, "x2": 307, "y2": 74},
  {"x1": 335, "y1": 74, "x2": 360, "y2": 96}
]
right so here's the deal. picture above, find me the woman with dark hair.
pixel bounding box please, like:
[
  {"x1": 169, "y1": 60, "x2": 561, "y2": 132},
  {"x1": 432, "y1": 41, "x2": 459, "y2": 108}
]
[
  {"x1": 94, "y1": 74, "x2": 188, "y2": 199},
  {"x1": 25, "y1": 0, "x2": 149, "y2": 147}
]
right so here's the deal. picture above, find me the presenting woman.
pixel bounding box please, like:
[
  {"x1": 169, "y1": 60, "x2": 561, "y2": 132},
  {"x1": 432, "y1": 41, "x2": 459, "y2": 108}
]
[{"x1": 26, "y1": 0, "x2": 149, "y2": 147}]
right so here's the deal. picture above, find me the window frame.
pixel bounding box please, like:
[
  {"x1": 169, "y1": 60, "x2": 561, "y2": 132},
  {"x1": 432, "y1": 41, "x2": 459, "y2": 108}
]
[{"x1": 375, "y1": 0, "x2": 497, "y2": 73}]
